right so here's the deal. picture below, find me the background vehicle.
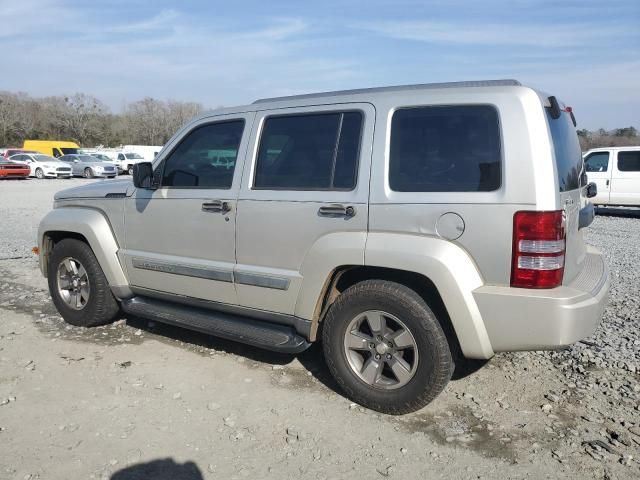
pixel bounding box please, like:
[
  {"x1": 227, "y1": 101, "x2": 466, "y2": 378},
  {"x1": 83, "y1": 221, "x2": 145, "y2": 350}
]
[
  {"x1": 122, "y1": 145, "x2": 163, "y2": 162},
  {"x1": 92, "y1": 151, "x2": 143, "y2": 174},
  {"x1": 58, "y1": 154, "x2": 118, "y2": 178},
  {"x1": 8, "y1": 153, "x2": 72, "y2": 178},
  {"x1": 2, "y1": 148, "x2": 39, "y2": 159},
  {"x1": 38, "y1": 80, "x2": 608, "y2": 414},
  {"x1": 0, "y1": 159, "x2": 30, "y2": 179},
  {"x1": 584, "y1": 146, "x2": 640, "y2": 206},
  {"x1": 23, "y1": 140, "x2": 80, "y2": 157}
]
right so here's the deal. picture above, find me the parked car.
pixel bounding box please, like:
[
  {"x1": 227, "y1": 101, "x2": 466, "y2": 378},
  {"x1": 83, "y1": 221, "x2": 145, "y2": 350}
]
[
  {"x1": 2, "y1": 148, "x2": 39, "y2": 159},
  {"x1": 38, "y1": 80, "x2": 609, "y2": 414},
  {"x1": 23, "y1": 140, "x2": 80, "y2": 157},
  {"x1": 584, "y1": 146, "x2": 640, "y2": 206},
  {"x1": 8, "y1": 153, "x2": 73, "y2": 178},
  {"x1": 58, "y1": 154, "x2": 118, "y2": 178},
  {"x1": 0, "y1": 159, "x2": 30, "y2": 179}
]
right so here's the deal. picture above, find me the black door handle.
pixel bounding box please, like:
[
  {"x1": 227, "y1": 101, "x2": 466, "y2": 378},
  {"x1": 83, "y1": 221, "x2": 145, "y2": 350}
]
[
  {"x1": 202, "y1": 200, "x2": 231, "y2": 213},
  {"x1": 318, "y1": 204, "x2": 356, "y2": 218},
  {"x1": 606, "y1": 179, "x2": 610, "y2": 187}
]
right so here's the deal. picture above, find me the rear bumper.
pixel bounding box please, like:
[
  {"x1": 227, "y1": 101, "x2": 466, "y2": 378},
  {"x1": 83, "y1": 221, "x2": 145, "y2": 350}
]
[{"x1": 473, "y1": 246, "x2": 609, "y2": 352}]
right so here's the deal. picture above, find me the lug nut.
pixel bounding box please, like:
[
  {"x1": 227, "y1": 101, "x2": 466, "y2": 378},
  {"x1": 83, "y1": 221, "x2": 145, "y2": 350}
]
[
  {"x1": 386, "y1": 353, "x2": 392, "y2": 360},
  {"x1": 376, "y1": 335, "x2": 383, "y2": 341},
  {"x1": 387, "y1": 342, "x2": 393, "y2": 348},
  {"x1": 375, "y1": 354, "x2": 381, "y2": 360},
  {"x1": 369, "y1": 343, "x2": 375, "y2": 349}
]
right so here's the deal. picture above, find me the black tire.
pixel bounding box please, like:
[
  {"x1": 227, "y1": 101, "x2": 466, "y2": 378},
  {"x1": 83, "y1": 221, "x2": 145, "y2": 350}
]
[
  {"x1": 48, "y1": 238, "x2": 120, "y2": 327},
  {"x1": 127, "y1": 165, "x2": 134, "y2": 175},
  {"x1": 84, "y1": 167, "x2": 94, "y2": 179},
  {"x1": 322, "y1": 280, "x2": 454, "y2": 414},
  {"x1": 35, "y1": 168, "x2": 44, "y2": 179}
]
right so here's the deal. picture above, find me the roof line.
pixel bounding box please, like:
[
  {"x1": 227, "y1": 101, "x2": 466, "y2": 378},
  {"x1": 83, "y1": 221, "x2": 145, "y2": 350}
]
[{"x1": 253, "y1": 79, "x2": 522, "y2": 104}]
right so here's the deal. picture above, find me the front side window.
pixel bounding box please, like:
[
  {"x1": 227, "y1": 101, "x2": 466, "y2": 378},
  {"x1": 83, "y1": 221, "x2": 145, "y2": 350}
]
[
  {"x1": 389, "y1": 105, "x2": 501, "y2": 192},
  {"x1": 161, "y1": 120, "x2": 244, "y2": 188},
  {"x1": 118, "y1": 154, "x2": 125, "y2": 160},
  {"x1": 254, "y1": 111, "x2": 363, "y2": 190},
  {"x1": 584, "y1": 152, "x2": 610, "y2": 172},
  {"x1": 618, "y1": 151, "x2": 640, "y2": 172}
]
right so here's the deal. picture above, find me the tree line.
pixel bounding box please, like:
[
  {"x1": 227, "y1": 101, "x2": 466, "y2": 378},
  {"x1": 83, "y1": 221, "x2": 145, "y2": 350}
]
[
  {"x1": 0, "y1": 91, "x2": 203, "y2": 148},
  {"x1": 577, "y1": 127, "x2": 638, "y2": 151},
  {"x1": 0, "y1": 90, "x2": 637, "y2": 151}
]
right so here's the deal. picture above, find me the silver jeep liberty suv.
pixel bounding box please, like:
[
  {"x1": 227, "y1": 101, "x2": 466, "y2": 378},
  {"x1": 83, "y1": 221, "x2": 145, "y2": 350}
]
[{"x1": 38, "y1": 80, "x2": 609, "y2": 414}]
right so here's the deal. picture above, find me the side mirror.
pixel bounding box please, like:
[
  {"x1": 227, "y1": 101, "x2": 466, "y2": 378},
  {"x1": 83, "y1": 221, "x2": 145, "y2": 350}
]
[
  {"x1": 586, "y1": 182, "x2": 598, "y2": 199},
  {"x1": 133, "y1": 162, "x2": 155, "y2": 189}
]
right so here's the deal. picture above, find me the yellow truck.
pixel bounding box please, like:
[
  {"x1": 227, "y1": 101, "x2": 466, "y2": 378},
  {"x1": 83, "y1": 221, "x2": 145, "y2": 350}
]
[{"x1": 23, "y1": 140, "x2": 80, "y2": 157}]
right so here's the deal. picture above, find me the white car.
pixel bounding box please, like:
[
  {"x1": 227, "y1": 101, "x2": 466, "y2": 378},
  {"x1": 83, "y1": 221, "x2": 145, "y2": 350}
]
[
  {"x1": 584, "y1": 146, "x2": 640, "y2": 206},
  {"x1": 8, "y1": 153, "x2": 72, "y2": 178}
]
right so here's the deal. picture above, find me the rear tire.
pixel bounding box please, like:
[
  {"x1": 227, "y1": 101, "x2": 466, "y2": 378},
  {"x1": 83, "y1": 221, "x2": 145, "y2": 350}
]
[
  {"x1": 322, "y1": 280, "x2": 454, "y2": 414},
  {"x1": 127, "y1": 165, "x2": 134, "y2": 175},
  {"x1": 48, "y1": 238, "x2": 120, "y2": 327}
]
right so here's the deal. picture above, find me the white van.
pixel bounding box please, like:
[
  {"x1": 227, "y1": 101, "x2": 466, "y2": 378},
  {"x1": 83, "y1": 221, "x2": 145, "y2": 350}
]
[
  {"x1": 584, "y1": 146, "x2": 640, "y2": 206},
  {"x1": 122, "y1": 145, "x2": 163, "y2": 162}
]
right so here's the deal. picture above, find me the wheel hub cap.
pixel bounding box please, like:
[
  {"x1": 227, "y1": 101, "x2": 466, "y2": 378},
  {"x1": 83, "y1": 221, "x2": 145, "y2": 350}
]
[
  {"x1": 343, "y1": 310, "x2": 419, "y2": 390},
  {"x1": 56, "y1": 257, "x2": 90, "y2": 311}
]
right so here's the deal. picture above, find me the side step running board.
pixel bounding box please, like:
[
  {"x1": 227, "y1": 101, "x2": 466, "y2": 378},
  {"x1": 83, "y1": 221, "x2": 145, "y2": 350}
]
[{"x1": 121, "y1": 296, "x2": 311, "y2": 354}]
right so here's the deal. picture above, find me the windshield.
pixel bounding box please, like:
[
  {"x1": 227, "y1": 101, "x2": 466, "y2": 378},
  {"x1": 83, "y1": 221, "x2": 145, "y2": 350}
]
[
  {"x1": 77, "y1": 155, "x2": 100, "y2": 162},
  {"x1": 61, "y1": 147, "x2": 79, "y2": 155},
  {"x1": 546, "y1": 110, "x2": 583, "y2": 192},
  {"x1": 34, "y1": 154, "x2": 58, "y2": 162},
  {"x1": 125, "y1": 153, "x2": 144, "y2": 159},
  {"x1": 92, "y1": 154, "x2": 111, "y2": 161}
]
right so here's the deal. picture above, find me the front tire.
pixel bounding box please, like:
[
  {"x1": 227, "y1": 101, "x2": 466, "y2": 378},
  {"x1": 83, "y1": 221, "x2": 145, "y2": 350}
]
[
  {"x1": 84, "y1": 167, "x2": 94, "y2": 179},
  {"x1": 35, "y1": 168, "x2": 44, "y2": 179},
  {"x1": 322, "y1": 280, "x2": 453, "y2": 414},
  {"x1": 127, "y1": 165, "x2": 134, "y2": 175},
  {"x1": 48, "y1": 238, "x2": 120, "y2": 327}
]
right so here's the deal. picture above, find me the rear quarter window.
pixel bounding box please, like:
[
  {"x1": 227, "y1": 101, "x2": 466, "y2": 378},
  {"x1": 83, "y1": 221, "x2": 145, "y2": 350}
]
[
  {"x1": 618, "y1": 151, "x2": 640, "y2": 172},
  {"x1": 546, "y1": 110, "x2": 583, "y2": 191},
  {"x1": 389, "y1": 105, "x2": 501, "y2": 192}
]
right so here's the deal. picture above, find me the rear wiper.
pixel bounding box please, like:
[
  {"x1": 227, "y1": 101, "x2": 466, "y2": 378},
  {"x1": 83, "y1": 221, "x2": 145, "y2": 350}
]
[{"x1": 547, "y1": 96, "x2": 577, "y2": 126}]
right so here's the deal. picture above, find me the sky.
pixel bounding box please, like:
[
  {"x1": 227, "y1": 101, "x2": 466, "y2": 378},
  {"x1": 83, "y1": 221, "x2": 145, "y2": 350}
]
[{"x1": 1, "y1": 0, "x2": 638, "y2": 130}]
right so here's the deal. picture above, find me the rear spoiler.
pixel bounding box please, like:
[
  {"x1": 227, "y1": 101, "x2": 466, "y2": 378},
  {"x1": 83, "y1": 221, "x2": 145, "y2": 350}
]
[{"x1": 547, "y1": 96, "x2": 577, "y2": 127}]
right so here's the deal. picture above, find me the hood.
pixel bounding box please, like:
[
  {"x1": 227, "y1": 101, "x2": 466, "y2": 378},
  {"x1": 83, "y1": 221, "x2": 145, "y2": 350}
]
[
  {"x1": 43, "y1": 162, "x2": 68, "y2": 168},
  {"x1": 55, "y1": 179, "x2": 133, "y2": 200}
]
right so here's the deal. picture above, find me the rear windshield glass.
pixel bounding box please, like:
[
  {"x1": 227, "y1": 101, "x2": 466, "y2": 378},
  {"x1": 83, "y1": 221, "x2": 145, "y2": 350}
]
[
  {"x1": 125, "y1": 153, "x2": 144, "y2": 159},
  {"x1": 546, "y1": 110, "x2": 583, "y2": 192}
]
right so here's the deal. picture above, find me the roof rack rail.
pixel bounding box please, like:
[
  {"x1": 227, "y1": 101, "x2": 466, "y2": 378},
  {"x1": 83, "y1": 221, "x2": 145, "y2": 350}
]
[{"x1": 253, "y1": 79, "x2": 521, "y2": 104}]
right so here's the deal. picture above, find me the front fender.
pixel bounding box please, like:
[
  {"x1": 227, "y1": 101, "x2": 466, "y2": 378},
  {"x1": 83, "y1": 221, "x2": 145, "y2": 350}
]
[
  {"x1": 365, "y1": 233, "x2": 494, "y2": 359},
  {"x1": 38, "y1": 207, "x2": 131, "y2": 296}
]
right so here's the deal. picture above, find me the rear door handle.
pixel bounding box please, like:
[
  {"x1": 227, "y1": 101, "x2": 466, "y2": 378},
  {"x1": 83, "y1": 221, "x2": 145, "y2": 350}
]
[
  {"x1": 318, "y1": 204, "x2": 356, "y2": 218},
  {"x1": 202, "y1": 200, "x2": 231, "y2": 213}
]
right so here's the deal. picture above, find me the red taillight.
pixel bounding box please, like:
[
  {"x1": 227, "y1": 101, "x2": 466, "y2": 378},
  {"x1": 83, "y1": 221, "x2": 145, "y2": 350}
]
[{"x1": 511, "y1": 211, "x2": 566, "y2": 288}]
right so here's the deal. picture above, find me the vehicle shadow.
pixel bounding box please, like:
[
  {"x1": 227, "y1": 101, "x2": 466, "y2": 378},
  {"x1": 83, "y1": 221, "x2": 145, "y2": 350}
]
[
  {"x1": 595, "y1": 206, "x2": 640, "y2": 218},
  {"x1": 125, "y1": 314, "x2": 482, "y2": 398},
  {"x1": 111, "y1": 458, "x2": 203, "y2": 480},
  {"x1": 124, "y1": 315, "x2": 342, "y2": 395}
]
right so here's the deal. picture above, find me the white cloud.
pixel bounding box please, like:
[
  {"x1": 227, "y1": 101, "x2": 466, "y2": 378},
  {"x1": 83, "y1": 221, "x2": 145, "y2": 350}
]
[{"x1": 358, "y1": 20, "x2": 628, "y2": 48}]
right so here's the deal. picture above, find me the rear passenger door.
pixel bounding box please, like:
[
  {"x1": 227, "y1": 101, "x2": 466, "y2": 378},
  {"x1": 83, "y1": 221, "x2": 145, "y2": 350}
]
[
  {"x1": 611, "y1": 149, "x2": 640, "y2": 206},
  {"x1": 584, "y1": 151, "x2": 612, "y2": 204},
  {"x1": 235, "y1": 104, "x2": 374, "y2": 315}
]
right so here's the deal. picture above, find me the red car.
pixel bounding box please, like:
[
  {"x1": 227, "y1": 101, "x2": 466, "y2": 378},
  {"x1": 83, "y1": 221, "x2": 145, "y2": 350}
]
[
  {"x1": 0, "y1": 159, "x2": 30, "y2": 179},
  {"x1": 2, "y1": 148, "x2": 38, "y2": 159}
]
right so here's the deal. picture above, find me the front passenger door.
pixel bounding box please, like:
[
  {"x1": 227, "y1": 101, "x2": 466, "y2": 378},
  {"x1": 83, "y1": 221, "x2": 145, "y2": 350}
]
[{"x1": 121, "y1": 113, "x2": 253, "y2": 305}]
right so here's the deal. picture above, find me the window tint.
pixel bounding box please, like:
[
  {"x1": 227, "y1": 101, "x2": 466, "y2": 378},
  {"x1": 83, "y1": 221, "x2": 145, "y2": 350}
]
[
  {"x1": 118, "y1": 154, "x2": 125, "y2": 160},
  {"x1": 389, "y1": 106, "x2": 501, "y2": 192},
  {"x1": 161, "y1": 120, "x2": 244, "y2": 188},
  {"x1": 618, "y1": 151, "x2": 640, "y2": 172},
  {"x1": 584, "y1": 152, "x2": 610, "y2": 172},
  {"x1": 254, "y1": 111, "x2": 362, "y2": 190},
  {"x1": 546, "y1": 110, "x2": 583, "y2": 191}
]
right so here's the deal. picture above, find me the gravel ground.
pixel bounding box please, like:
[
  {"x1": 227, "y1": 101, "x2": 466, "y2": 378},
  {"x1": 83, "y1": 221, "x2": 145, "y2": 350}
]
[{"x1": 0, "y1": 178, "x2": 638, "y2": 480}]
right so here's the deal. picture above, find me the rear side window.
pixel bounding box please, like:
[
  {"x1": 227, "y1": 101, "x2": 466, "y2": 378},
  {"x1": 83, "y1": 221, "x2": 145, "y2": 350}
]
[
  {"x1": 584, "y1": 152, "x2": 610, "y2": 172},
  {"x1": 161, "y1": 120, "x2": 244, "y2": 188},
  {"x1": 389, "y1": 105, "x2": 501, "y2": 192},
  {"x1": 618, "y1": 151, "x2": 640, "y2": 172},
  {"x1": 254, "y1": 111, "x2": 363, "y2": 190},
  {"x1": 546, "y1": 110, "x2": 583, "y2": 191}
]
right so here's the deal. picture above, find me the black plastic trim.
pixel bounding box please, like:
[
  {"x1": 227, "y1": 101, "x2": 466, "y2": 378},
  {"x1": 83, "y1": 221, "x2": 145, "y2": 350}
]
[{"x1": 122, "y1": 296, "x2": 311, "y2": 354}]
